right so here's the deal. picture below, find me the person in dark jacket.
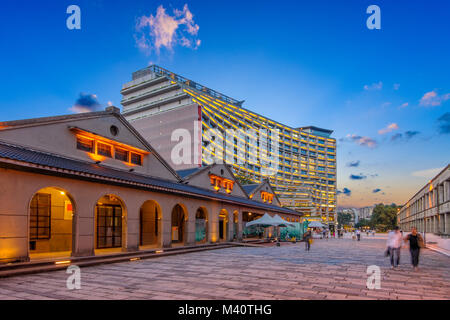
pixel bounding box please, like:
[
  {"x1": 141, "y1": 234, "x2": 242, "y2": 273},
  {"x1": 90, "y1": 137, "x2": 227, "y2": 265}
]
[
  {"x1": 404, "y1": 227, "x2": 424, "y2": 271},
  {"x1": 303, "y1": 230, "x2": 312, "y2": 251}
]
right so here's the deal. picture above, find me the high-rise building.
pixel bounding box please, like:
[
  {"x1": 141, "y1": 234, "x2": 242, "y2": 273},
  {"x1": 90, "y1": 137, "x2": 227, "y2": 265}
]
[{"x1": 121, "y1": 65, "x2": 337, "y2": 228}]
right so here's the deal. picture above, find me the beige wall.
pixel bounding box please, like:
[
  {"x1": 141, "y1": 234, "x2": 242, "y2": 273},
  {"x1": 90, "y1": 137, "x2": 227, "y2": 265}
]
[
  {"x1": 0, "y1": 114, "x2": 177, "y2": 181},
  {"x1": 0, "y1": 167, "x2": 300, "y2": 263}
]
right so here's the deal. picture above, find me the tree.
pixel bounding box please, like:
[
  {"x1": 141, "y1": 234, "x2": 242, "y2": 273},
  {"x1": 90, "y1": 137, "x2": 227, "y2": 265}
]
[
  {"x1": 337, "y1": 212, "x2": 352, "y2": 226},
  {"x1": 355, "y1": 218, "x2": 370, "y2": 228},
  {"x1": 369, "y1": 203, "x2": 400, "y2": 231}
]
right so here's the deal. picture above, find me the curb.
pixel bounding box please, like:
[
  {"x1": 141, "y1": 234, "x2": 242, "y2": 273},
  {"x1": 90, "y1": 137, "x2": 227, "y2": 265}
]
[{"x1": 0, "y1": 243, "x2": 238, "y2": 279}]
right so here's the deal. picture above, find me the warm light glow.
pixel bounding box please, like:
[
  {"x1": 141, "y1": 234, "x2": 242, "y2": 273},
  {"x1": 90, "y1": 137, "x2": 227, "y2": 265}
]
[
  {"x1": 261, "y1": 191, "x2": 274, "y2": 204},
  {"x1": 72, "y1": 128, "x2": 150, "y2": 155},
  {"x1": 60, "y1": 191, "x2": 65, "y2": 196},
  {"x1": 130, "y1": 257, "x2": 140, "y2": 261},
  {"x1": 156, "y1": 250, "x2": 164, "y2": 253},
  {"x1": 209, "y1": 174, "x2": 234, "y2": 193},
  {"x1": 88, "y1": 153, "x2": 106, "y2": 162},
  {"x1": 55, "y1": 260, "x2": 71, "y2": 265}
]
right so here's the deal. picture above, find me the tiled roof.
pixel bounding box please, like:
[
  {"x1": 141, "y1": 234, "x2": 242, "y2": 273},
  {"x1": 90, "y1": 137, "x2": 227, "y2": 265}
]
[
  {"x1": 242, "y1": 184, "x2": 259, "y2": 195},
  {"x1": 176, "y1": 167, "x2": 202, "y2": 179},
  {"x1": 0, "y1": 141, "x2": 301, "y2": 216}
]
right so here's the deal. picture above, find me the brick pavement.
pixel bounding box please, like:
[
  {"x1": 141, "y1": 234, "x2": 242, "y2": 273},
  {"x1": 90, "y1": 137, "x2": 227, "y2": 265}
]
[{"x1": 0, "y1": 237, "x2": 448, "y2": 300}]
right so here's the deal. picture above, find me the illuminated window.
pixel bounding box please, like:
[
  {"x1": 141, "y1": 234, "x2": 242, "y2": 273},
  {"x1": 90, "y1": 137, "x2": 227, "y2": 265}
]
[
  {"x1": 77, "y1": 136, "x2": 94, "y2": 153},
  {"x1": 115, "y1": 148, "x2": 129, "y2": 162},
  {"x1": 130, "y1": 152, "x2": 142, "y2": 166},
  {"x1": 97, "y1": 142, "x2": 112, "y2": 158}
]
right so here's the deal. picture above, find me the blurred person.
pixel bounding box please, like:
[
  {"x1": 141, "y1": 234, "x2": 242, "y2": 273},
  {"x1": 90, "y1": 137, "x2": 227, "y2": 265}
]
[
  {"x1": 303, "y1": 230, "x2": 312, "y2": 251},
  {"x1": 356, "y1": 229, "x2": 361, "y2": 241},
  {"x1": 404, "y1": 227, "x2": 424, "y2": 271},
  {"x1": 386, "y1": 226, "x2": 402, "y2": 269}
]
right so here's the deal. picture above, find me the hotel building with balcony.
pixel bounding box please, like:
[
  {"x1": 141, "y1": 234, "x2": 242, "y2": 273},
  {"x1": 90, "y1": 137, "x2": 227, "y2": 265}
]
[{"x1": 120, "y1": 66, "x2": 337, "y2": 228}]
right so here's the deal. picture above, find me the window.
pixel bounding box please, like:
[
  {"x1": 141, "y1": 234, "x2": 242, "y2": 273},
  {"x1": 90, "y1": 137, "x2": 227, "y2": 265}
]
[
  {"x1": 97, "y1": 142, "x2": 112, "y2": 158},
  {"x1": 30, "y1": 193, "x2": 51, "y2": 240},
  {"x1": 77, "y1": 136, "x2": 94, "y2": 153},
  {"x1": 131, "y1": 152, "x2": 142, "y2": 165},
  {"x1": 115, "y1": 148, "x2": 129, "y2": 162}
]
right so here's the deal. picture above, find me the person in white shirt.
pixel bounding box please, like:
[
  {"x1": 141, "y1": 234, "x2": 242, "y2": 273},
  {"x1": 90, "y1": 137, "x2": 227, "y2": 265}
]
[
  {"x1": 356, "y1": 229, "x2": 361, "y2": 241},
  {"x1": 386, "y1": 226, "x2": 403, "y2": 268}
]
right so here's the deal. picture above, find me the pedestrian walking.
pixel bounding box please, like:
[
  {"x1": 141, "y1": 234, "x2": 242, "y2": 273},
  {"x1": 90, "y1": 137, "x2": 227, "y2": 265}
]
[
  {"x1": 356, "y1": 229, "x2": 361, "y2": 241},
  {"x1": 404, "y1": 227, "x2": 424, "y2": 271},
  {"x1": 303, "y1": 230, "x2": 312, "y2": 251},
  {"x1": 386, "y1": 226, "x2": 402, "y2": 269}
]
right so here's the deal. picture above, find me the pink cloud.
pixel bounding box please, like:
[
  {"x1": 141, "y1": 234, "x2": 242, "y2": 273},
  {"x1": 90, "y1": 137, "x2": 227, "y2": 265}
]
[
  {"x1": 378, "y1": 123, "x2": 399, "y2": 135},
  {"x1": 135, "y1": 4, "x2": 200, "y2": 55},
  {"x1": 346, "y1": 134, "x2": 377, "y2": 148},
  {"x1": 420, "y1": 90, "x2": 450, "y2": 107}
]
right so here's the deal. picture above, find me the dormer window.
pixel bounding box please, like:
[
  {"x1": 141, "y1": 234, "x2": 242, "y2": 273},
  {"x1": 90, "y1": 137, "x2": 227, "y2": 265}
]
[
  {"x1": 115, "y1": 148, "x2": 129, "y2": 162},
  {"x1": 72, "y1": 127, "x2": 149, "y2": 167},
  {"x1": 97, "y1": 142, "x2": 112, "y2": 158},
  {"x1": 209, "y1": 174, "x2": 234, "y2": 193},
  {"x1": 130, "y1": 153, "x2": 142, "y2": 166},
  {"x1": 77, "y1": 136, "x2": 94, "y2": 153},
  {"x1": 261, "y1": 191, "x2": 274, "y2": 204}
]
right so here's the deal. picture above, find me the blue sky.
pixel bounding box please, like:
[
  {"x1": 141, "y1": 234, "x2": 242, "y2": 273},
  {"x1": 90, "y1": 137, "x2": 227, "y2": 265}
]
[{"x1": 0, "y1": 0, "x2": 449, "y2": 207}]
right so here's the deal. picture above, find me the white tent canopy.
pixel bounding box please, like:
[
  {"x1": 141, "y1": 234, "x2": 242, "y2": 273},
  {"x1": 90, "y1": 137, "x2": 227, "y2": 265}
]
[
  {"x1": 245, "y1": 213, "x2": 277, "y2": 228},
  {"x1": 307, "y1": 221, "x2": 326, "y2": 228},
  {"x1": 272, "y1": 214, "x2": 296, "y2": 227}
]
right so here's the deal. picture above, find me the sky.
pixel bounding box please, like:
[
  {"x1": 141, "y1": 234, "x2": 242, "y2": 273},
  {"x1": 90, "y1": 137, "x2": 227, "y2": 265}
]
[{"x1": 0, "y1": 0, "x2": 449, "y2": 208}]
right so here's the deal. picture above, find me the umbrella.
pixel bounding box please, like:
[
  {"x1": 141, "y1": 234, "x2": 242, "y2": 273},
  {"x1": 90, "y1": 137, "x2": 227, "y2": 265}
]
[
  {"x1": 272, "y1": 214, "x2": 296, "y2": 227},
  {"x1": 245, "y1": 213, "x2": 276, "y2": 228},
  {"x1": 307, "y1": 221, "x2": 326, "y2": 228}
]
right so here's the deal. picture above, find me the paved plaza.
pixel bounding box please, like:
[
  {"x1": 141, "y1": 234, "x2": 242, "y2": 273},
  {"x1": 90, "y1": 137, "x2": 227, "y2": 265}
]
[{"x1": 0, "y1": 235, "x2": 449, "y2": 300}]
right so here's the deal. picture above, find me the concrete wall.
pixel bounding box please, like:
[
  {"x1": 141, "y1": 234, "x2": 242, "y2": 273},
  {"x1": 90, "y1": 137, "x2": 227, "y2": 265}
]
[{"x1": 129, "y1": 103, "x2": 200, "y2": 171}]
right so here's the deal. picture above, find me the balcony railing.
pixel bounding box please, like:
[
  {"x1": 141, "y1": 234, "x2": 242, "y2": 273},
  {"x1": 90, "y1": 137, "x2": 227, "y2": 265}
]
[{"x1": 132, "y1": 65, "x2": 243, "y2": 107}]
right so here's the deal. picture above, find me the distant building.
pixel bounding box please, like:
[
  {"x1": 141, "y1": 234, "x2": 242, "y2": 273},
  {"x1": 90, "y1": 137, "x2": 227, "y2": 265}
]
[
  {"x1": 398, "y1": 164, "x2": 450, "y2": 235},
  {"x1": 357, "y1": 205, "x2": 375, "y2": 221},
  {"x1": 339, "y1": 208, "x2": 358, "y2": 226}
]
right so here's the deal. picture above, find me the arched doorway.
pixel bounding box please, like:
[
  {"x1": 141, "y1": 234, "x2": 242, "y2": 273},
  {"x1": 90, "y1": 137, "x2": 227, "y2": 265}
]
[
  {"x1": 28, "y1": 187, "x2": 75, "y2": 259},
  {"x1": 195, "y1": 207, "x2": 208, "y2": 244},
  {"x1": 95, "y1": 194, "x2": 126, "y2": 250},
  {"x1": 219, "y1": 209, "x2": 229, "y2": 241},
  {"x1": 139, "y1": 200, "x2": 162, "y2": 248},
  {"x1": 171, "y1": 204, "x2": 187, "y2": 245}
]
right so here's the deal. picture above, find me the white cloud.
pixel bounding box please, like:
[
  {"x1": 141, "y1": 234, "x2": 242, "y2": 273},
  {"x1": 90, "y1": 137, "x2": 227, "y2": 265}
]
[
  {"x1": 419, "y1": 90, "x2": 450, "y2": 107},
  {"x1": 378, "y1": 123, "x2": 399, "y2": 135},
  {"x1": 399, "y1": 102, "x2": 408, "y2": 108},
  {"x1": 135, "y1": 4, "x2": 200, "y2": 55},
  {"x1": 412, "y1": 167, "x2": 443, "y2": 178},
  {"x1": 364, "y1": 81, "x2": 383, "y2": 91}
]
